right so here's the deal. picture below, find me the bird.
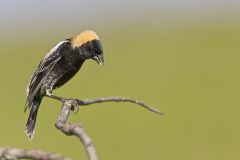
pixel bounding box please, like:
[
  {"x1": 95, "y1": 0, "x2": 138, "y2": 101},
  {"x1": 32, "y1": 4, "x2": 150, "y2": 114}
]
[{"x1": 24, "y1": 30, "x2": 104, "y2": 139}]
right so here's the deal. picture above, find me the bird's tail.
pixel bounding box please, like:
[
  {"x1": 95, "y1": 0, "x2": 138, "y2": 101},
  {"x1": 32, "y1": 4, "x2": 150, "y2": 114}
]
[{"x1": 25, "y1": 96, "x2": 42, "y2": 140}]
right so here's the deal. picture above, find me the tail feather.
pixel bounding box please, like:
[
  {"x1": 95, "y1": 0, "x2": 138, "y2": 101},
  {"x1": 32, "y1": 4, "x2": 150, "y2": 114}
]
[{"x1": 25, "y1": 97, "x2": 42, "y2": 140}]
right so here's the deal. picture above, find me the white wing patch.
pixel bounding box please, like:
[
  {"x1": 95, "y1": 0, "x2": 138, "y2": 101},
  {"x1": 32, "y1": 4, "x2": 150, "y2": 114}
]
[
  {"x1": 25, "y1": 56, "x2": 62, "y2": 112},
  {"x1": 44, "y1": 40, "x2": 68, "y2": 60},
  {"x1": 26, "y1": 40, "x2": 69, "y2": 97}
]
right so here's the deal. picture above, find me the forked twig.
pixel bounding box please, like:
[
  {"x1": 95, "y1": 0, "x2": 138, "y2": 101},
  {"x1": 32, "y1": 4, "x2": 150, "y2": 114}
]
[
  {"x1": 1, "y1": 96, "x2": 162, "y2": 160},
  {"x1": 52, "y1": 95, "x2": 163, "y2": 160},
  {"x1": 55, "y1": 99, "x2": 97, "y2": 160}
]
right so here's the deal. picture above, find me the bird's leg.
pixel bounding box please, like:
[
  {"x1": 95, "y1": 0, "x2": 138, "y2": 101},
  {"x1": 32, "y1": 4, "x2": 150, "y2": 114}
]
[
  {"x1": 65, "y1": 99, "x2": 80, "y2": 114},
  {"x1": 45, "y1": 89, "x2": 67, "y2": 102},
  {"x1": 45, "y1": 89, "x2": 79, "y2": 113},
  {"x1": 46, "y1": 94, "x2": 67, "y2": 102}
]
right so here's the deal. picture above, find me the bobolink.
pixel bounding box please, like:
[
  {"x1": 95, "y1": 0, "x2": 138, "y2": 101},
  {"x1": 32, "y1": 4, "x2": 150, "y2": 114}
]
[{"x1": 25, "y1": 30, "x2": 104, "y2": 139}]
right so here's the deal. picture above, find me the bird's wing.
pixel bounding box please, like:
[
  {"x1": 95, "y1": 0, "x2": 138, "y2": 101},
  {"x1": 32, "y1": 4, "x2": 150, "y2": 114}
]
[
  {"x1": 24, "y1": 56, "x2": 62, "y2": 111},
  {"x1": 25, "y1": 40, "x2": 69, "y2": 111}
]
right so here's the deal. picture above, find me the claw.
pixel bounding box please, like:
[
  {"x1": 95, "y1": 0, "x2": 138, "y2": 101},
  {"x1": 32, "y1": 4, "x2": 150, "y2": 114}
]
[
  {"x1": 68, "y1": 99, "x2": 80, "y2": 114},
  {"x1": 72, "y1": 105, "x2": 80, "y2": 114},
  {"x1": 46, "y1": 89, "x2": 53, "y2": 96}
]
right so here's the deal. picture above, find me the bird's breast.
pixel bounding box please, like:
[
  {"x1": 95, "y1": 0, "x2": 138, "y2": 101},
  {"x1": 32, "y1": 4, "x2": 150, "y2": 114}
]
[{"x1": 54, "y1": 58, "x2": 84, "y2": 88}]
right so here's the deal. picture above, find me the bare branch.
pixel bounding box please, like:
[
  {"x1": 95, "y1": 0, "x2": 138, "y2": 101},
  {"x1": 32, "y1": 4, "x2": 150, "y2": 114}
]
[
  {"x1": 78, "y1": 96, "x2": 164, "y2": 115},
  {"x1": 55, "y1": 99, "x2": 97, "y2": 160},
  {"x1": 47, "y1": 95, "x2": 164, "y2": 115},
  {"x1": 13, "y1": 95, "x2": 163, "y2": 160},
  {"x1": 52, "y1": 96, "x2": 162, "y2": 160},
  {"x1": 0, "y1": 147, "x2": 69, "y2": 160}
]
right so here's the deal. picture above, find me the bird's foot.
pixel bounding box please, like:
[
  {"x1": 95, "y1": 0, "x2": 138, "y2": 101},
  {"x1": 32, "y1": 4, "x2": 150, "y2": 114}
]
[
  {"x1": 65, "y1": 99, "x2": 80, "y2": 114},
  {"x1": 46, "y1": 89, "x2": 53, "y2": 96},
  {"x1": 46, "y1": 93, "x2": 81, "y2": 114}
]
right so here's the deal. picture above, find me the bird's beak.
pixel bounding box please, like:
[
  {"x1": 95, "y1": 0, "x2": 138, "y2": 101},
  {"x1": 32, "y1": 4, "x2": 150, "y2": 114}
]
[{"x1": 92, "y1": 54, "x2": 104, "y2": 65}]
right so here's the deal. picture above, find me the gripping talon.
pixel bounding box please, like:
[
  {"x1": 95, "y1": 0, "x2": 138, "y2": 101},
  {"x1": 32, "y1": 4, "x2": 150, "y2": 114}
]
[
  {"x1": 67, "y1": 99, "x2": 80, "y2": 114},
  {"x1": 46, "y1": 89, "x2": 53, "y2": 96},
  {"x1": 72, "y1": 105, "x2": 80, "y2": 114}
]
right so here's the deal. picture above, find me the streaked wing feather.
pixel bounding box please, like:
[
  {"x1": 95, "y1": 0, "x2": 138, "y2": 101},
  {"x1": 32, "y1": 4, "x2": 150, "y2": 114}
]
[
  {"x1": 25, "y1": 40, "x2": 69, "y2": 112},
  {"x1": 26, "y1": 40, "x2": 69, "y2": 97},
  {"x1": 24, "y1": 56, "x2": 62, "y2": 111}
]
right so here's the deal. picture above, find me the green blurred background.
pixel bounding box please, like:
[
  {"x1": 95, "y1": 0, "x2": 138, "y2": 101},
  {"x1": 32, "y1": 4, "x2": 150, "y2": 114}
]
[{"x1": 1, "y1": 1, "x2": 240, "y2": 160}]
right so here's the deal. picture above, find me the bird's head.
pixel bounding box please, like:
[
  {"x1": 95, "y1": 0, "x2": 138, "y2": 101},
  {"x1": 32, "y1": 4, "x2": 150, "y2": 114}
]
[{"x1": 71, "y1": 30, "x2": 104, "y2": 65}]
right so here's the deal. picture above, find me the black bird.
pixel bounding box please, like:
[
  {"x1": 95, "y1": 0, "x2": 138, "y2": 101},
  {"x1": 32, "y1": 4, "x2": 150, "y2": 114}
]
[{"x1": 25, "y1": 30, "x2": 104, "y2": 139}]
